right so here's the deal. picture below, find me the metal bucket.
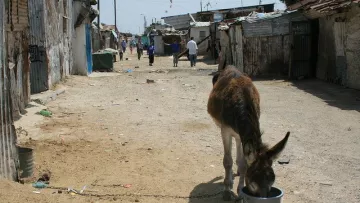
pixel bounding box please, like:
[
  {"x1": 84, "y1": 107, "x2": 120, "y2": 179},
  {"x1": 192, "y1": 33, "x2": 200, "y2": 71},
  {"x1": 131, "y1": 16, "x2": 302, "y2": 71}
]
[
  {"x1": 18, "y1": 147, "x2": 34, "y2": 178},
  {"x1": 240, "y1": 187, "x2": 283, "y2": 203}
]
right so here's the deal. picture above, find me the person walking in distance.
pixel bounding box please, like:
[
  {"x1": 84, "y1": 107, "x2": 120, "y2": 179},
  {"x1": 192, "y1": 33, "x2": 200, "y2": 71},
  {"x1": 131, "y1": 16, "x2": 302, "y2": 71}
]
[
  {"x1": 147, "y1": 42, "x2": 155, "y2": 66},
  {"x1": 187, "y1": 37, "x2": 198, "y2": 67},
  {"x1": 136, "y1": 40, "x2": 143, "y2": 60},
  {"x1": 121, "y1": 40, "x2": 127, "y2": 53},
  {"x1": 165, "y1": 40, "x2": 181, "y2": 67}
]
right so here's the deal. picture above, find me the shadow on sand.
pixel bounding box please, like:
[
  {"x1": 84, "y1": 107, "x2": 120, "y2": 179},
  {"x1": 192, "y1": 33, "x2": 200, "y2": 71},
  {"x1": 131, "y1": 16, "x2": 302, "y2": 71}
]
[
  {"x1": 251, "y1": 77, "x2": 360, "y2": 112},
  {"x1": 290, "y1": 79, "x2": 360, "y2": 112},
  {"x1": 188, "y1": 176, "x2": 235, "y2": 203},
  {"x1": 178, "y1": 55, "x2": 217, "y2": 66}
]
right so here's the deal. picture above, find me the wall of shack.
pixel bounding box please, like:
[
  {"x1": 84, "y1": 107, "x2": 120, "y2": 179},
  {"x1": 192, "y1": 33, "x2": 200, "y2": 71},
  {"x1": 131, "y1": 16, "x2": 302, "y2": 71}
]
[
  {"x1": 317, "y1": 6, "x2": 360, "y2": 90},
  {"x1": 190, "y1": 26, "x2": 210, "y2": 55},
  {"x1": 6, "y1": 0, "x2": 30, "y2": 119},
  {"x1": 44, "y1": 0, "x2": 72, "y2": 88},
  {"x1": 1, "y1": 0, "x2": 20, "y2": 181},
  {"x1": 223, "y1": 12, "x2": 307, "y2": 76}
]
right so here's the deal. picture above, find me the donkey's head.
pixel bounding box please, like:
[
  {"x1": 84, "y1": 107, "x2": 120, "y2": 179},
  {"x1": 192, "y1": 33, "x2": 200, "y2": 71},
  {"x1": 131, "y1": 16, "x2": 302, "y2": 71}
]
[{"x1": 245, "y1": 132, "x2": 290, "y2": 197}]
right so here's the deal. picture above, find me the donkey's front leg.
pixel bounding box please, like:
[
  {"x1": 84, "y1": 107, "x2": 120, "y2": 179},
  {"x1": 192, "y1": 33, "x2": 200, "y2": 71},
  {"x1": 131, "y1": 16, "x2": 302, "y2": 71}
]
[
  {"x1": 235, "y1": 136, "x2": 247, "y2": 195},
  {"x1": 221, "y1": 126, "x2": 234, "y2": 201}
]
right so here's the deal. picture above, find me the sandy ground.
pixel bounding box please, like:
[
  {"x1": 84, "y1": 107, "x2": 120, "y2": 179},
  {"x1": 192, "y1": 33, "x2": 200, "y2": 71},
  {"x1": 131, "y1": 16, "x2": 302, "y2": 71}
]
[{"x1": 1, "y1": 51, "x2": 360, "y2": 203}]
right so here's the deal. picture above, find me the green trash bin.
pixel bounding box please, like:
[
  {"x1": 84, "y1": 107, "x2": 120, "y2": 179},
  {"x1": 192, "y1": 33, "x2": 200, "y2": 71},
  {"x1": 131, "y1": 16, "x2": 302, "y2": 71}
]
[{"x1": 92, "y1": 52, "x2": 114, "y2": 71}]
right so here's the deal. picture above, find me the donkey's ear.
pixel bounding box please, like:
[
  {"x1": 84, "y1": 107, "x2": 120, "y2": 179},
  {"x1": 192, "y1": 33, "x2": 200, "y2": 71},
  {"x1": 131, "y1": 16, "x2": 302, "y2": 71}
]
[
  {"x1": 266, "y1": 132, "x2": 290, "y2": 160},
  {"x1": 212, "y1": 72, "x2": 220, "y2": 86}
]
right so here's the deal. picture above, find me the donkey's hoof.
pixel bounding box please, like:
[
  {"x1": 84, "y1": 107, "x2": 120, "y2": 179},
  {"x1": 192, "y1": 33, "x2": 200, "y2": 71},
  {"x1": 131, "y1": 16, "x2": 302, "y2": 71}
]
[{"x1": 222, "y1": 190, "x2": 236, "y2": 201}]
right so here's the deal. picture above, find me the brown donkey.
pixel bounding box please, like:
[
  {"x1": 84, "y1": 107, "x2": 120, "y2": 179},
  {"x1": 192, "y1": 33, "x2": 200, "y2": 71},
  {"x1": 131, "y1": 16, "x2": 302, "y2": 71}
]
[{"x1": 208, "y1": 66, "x2": 290, "y2": 200}]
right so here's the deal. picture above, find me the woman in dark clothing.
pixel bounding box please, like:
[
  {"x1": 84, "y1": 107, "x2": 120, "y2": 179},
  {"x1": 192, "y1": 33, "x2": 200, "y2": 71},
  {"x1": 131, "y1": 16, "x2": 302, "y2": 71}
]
[{"x1": 147, "y1": 43, "x2": 155, "y2": 66}]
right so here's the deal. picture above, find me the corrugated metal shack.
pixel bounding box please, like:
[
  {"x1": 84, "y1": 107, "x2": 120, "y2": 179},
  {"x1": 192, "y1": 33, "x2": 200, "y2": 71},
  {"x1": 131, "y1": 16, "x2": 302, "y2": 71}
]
[
  {"x1": 5, "y1": 0, "x2": 31, "y2": 119},
  {"x1": 28, "y1": 0, "x2": 73, "y2": 94},
  {"x1": 219, "y1": 11, "x2": 314, "y2": 77},
  {"x1": 1, "y1": 0, "x2": 20, "y2": 181},
  {"x1": 100, "y1": 24, "x2": 119, "y2": 50},
  {"x1": 286, "y1": 0, "x2": 360, "y2": 90},
  {"x1": 190, "y1": 22, "x2": 211, "y2": 55}
]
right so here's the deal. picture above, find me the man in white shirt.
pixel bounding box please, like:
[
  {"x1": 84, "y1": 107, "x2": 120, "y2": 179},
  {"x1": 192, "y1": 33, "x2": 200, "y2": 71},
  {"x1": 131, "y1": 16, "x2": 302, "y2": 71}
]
[{"x1": 187, "y1": 37, "x2": 198, "y2": 67}]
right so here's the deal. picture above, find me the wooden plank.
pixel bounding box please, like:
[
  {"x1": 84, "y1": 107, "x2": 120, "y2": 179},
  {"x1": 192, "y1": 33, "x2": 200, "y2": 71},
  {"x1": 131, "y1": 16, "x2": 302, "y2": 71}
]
[{"x1": 178, "y1": 35, "x2": 211, "y2": 58}]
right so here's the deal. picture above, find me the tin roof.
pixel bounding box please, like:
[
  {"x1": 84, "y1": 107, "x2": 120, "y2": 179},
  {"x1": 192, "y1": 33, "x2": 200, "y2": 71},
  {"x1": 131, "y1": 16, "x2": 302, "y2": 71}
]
[
  {"x1": 287, "y1": 0, "x2": 359, "y2": 13},
  {"x1": 190, "y1": 22, "x2": 211, "y2": 27}
]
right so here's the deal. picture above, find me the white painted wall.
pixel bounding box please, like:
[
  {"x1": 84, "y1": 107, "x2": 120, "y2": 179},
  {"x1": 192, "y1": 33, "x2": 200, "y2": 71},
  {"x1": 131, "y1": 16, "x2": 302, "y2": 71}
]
[
  {"x1": 154, "y1": 35, "x2": 164, "y2": 55},
  {"x1": 190, "y1": 26, "x2": 210, "y2": 55},
  {"x1": 72, "y1": 24, "x2": 88, "y2": 75},
  {"x1": 71, "y1": 1, "x2": 90, "y2": 76}
]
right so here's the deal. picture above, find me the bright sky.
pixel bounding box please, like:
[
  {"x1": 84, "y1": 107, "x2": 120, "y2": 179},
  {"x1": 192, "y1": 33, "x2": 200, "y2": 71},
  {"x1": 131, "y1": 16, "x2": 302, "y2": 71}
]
[{"x1": 95, "y1": 0, "x2": 286, "y2": 34}]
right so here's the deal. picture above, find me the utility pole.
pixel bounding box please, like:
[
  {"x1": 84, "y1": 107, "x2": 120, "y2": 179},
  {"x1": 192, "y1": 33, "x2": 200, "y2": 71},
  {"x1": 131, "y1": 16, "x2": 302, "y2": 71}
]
[
  {"x1": 98, "y1": 0, "x2": 102, "y2": 49},
  {"x1": 259, "y1": 0, "x2": 262, "y2": 5},
  {"x1": 200, "y1": 0, "x2": 203, "y2": 12},
  {"x1": 114, "y1": 0, "x2": 117, "y2": 32},
  {"x1": 97, "y1": 0, "x2": 100, "y2": 30}
]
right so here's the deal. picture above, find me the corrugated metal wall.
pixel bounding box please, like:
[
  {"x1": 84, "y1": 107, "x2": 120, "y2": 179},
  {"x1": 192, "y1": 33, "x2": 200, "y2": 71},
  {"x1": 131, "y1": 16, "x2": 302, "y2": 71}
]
[
  {"x1": 228, "y1": 12, "x2": 308, "y2": 76},
  {"x1": 6, "y1": 0, "x2": 31, "y2": 120},
  {"x1": 0, "y1": 0, "x2": 19, "y2": 181},
  {"x1": 242, "y1": 12, "x2": 308, "y2": 37},
  {"x1": 229, "y1": 25, "x2": 244, "y2": 72},
  {"x1": 28, "y1": 0, "x2": 48, "y2": 94},
  {"x1": 243, "y1": 35, "x2": 290, "y2": 76}
]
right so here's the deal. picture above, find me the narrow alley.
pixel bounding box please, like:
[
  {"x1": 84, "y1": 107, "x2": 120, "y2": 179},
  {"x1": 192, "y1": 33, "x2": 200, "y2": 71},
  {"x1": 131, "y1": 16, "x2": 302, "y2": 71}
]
[{"x1": 1, "y1": 51, "x2": 359, "y2": 203}]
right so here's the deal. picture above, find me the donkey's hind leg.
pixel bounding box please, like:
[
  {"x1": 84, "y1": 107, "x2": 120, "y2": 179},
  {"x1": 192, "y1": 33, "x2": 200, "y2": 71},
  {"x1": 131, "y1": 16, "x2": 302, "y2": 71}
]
[{"x1": 221, "y1": 126, "x2": 234, "y2": 201}]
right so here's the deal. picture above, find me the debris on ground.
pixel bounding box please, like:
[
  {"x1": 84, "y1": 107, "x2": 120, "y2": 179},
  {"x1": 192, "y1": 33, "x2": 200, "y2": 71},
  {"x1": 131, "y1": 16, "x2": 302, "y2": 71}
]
[
  {"x1": 37, "y1": 173, "x2": 51, "y2": 183},
  {"x1": 135, "y1": 66, "x2": 140, "y2": 69},
  {"x1": 319, "y1": 181, "x2": 333, "y2": 186},
  {"x1": 16, "y1": 127, "x2": 28, "y2": 137},
  {"x1": 146, "y1": 79, "x2": 155, "y2": 84},
  {"x1": 125, "y1": 69, "x2": 133, "y2": 73},
  {"x1": 39, "y1": 109, "x2": 52, "y2": 117},
  {"x1": 123, "y1": 184, "x2": 132, "y2": 188},
  {"x1": 32, "y1": 181, "x2": 48, "y2": 189},
  {"x1": 278, "y1": 156, "x2": 290, "y2": 165},
  {"x1": 149, "y1": 70, "x2": 168, "y2": 74}
]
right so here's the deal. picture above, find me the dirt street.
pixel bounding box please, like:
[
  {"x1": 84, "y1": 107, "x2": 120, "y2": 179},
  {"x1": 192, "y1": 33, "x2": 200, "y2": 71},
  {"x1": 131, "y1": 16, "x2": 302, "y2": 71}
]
[{"x1": 1, "y1": 51, "x2": 360, "y2": 203}]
